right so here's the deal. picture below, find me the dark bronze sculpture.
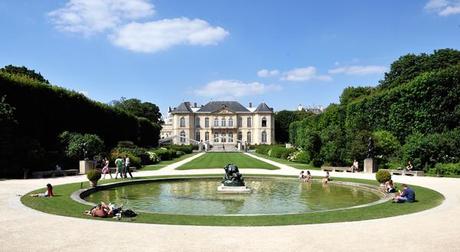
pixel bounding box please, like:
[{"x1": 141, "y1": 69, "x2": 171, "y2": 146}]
[
  {"x1": 367, "y1": 137, "x2": 374, "y2": 158},
  {"x1": 222, "y1": 164, "x2": 245, "y2": 186}
]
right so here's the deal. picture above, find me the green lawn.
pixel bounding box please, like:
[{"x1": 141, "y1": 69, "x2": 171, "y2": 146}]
[
  {"x1": 252, "y1": 153, "x2": 317, "y2": 170},
  {"x1": 176, "y1": 152, "x2": 279, "y2": 170},
  {"x1": 142, "y1": 153, "x2": 198, "y2": 171},
  {"x1": 21, "y1": 175, "x2": 444, "y2": 226}
]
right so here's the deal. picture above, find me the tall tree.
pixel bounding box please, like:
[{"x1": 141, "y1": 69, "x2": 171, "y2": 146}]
[{"x1": 112, "y1": 97, "x2": 163, "y2": 124}]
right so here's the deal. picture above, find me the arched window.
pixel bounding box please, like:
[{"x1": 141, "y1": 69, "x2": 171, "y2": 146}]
[
  {"x1": 247, "y1": 131, "x2": 251, "y2": 143},
  {"x1": 261, "y1": 131, "x2": 267, "y2": 143},
  {"x1": 221, "y1": 117, "x2": 226, "y2": 127},
  {"x1": 195, "y1": 117, "x2": 200, "y2": 127},
  {"x1": 205, "y1": 132, "x2": 209, "y2": 141},
  {"x1": 237, "y1": 131, "x2": 242, "y2": 141},
  {"x1": 195, "y1": 131, "x2": 200, "y2": 141},
  {"x1": 228, "y1": 118, "x2": 233, "y2": 127},
  {"x1": 214, "y1": 117, "x2": 219, "y2": 127},
  {"x1": 180, "y1": 131, "x2": 186, "y2": 143},
  {"x1": 247, "y1": 117, "x2": 252, "y2": 127},
  {"x1": 205, "y1": 117, "x2": 209, "y2": 128},
  {"x1": 180, "y1": 117, "x2": 185, "y2": 127},
  {"x1": 262, "y1": 117, "x2": 267, "y2": 127}
]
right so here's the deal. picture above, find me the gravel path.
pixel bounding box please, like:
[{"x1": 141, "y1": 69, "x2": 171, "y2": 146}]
[{"x1": 1, "y1": 153, "x2": 459, "y2": 252}]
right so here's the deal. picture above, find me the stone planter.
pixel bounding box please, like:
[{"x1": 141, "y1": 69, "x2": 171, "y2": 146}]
[{"x1": 89, "y1": 180, "x2": 98, "y2": 188}]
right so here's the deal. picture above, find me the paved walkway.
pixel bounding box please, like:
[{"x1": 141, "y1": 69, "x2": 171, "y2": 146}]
[{"x1": 1, "y1": 153, "x2": 460, "y2": 251}]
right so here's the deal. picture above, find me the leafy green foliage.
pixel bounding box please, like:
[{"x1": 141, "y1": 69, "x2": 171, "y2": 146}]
[
  {"x1": 375, "y1": 170, "x2": 391, "y2": 183},
  {"x1": 275, "y1": 110, "x2": 313, "y2": 143},
  {"x1": 112, "y1": 97, "x2": 163, "y2": 124},
  {"x1": 289, "y1": 49, "x2": 460, "y2": 170},
  {"x1": 427, "y1": 163, "x2": 460, "y2": 176},
  {"x1": 0, "y1": 65, "x2": 50, "y2": 84},
  {"x1": 59, "y1": 131, "x2": 104, "y2": 160},
  {"x1": 86, "y1": 169, "x2": 101, "y2": 181}
]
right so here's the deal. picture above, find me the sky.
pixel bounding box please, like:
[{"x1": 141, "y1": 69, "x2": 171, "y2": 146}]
[{"x1": 0, "y1": 0, "x2": 459, "y2": 116}]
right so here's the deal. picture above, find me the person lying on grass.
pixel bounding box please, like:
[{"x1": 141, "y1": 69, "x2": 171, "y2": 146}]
[
  {"x1": 85, "y1": 202, "x2": 122, "y2": 218},
  {"x1": 30, "y1": 184, "x2": 54, "y2": 197}
]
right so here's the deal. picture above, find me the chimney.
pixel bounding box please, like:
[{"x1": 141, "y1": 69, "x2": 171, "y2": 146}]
[
  {"x1": 249, "y1": 102, "x2": 252, "y2": 108},
  {"x1": 194, "y1": 102, "x2": 197, "y2": 107}
]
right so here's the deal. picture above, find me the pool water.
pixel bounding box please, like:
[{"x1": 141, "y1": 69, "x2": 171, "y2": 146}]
[{"x1": 85, "y1": 177, "x2": 382, "y2": 215}]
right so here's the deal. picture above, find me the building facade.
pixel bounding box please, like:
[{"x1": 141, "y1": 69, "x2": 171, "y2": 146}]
[{"x1": 160, "y1": 101, "x2": 275, "y2": 145}]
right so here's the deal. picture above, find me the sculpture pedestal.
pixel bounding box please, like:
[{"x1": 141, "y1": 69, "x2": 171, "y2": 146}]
[
  {"x1": 217, "y1": 185, "x2": 251, "y2": 193},
  {"x1": 364, "y1": 158, "x2": 377, "y2": 173},
  {"x1": 79, "y1": 160, "x2": 95, "y2": 174}
]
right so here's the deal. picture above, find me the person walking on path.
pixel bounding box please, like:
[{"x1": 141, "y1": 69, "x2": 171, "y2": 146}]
[
  {"x1": 101, "y1": 158, "x2": 112, "y2": 179},
  {"x1": 114, "y1": 156, "x2": 124, "y2": 179},
  {"x1": 124, "y1": 156, "x2": 133, "y2": 179}
]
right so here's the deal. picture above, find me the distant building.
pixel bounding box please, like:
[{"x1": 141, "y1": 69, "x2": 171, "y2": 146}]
[
  {"x1": 297, "y1": 104, "x2": 324, "y2": 114},
  {"x1": 160, "y1": 101, "x2": 275, "y2": 145}
]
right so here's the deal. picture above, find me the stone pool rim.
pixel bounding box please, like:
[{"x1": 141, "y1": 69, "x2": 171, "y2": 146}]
[{"x1": 72, "y1": 175, "x2": 393, "y2": 217}]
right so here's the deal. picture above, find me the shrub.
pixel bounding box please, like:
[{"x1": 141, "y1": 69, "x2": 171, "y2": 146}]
[
  {"x1": 147, "y1": 151, "x2": 160, "y2": 164},
  {"x1": 289, "y1": 150, "x2": 310, "y2": 163},
  {"x1": 255, "y1": 145, "x2": 271, "y2": 155},
  {"x1": 269, "y1": 146, "x2": 288, "y2": 158},
  {"x1": 312, "y1": 158, "x2": 324, "y2": 168},
  {"x1": 427, "y1": 163, "x2": 460, "y2": 176},
  {"x1": 168, "y1": 145, "x2": 193, "y2": 154},
  {"x1": 109, "y1": 149, "x2": 141, "y2": 168},
  {"x1": 86, "y1": 169, "x2": 101, "y2": 181},
  {"x1": 153, "y1": 148, "x2": 174, "y2": 161},
  {"x1": 376, "y1": 170, "x2": 391, "y2": 183}
]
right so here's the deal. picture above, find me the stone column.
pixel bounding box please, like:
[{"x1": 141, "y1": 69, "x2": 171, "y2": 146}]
[{"x1": 364, "y1": 158, "x2": 377, "y2": 173}]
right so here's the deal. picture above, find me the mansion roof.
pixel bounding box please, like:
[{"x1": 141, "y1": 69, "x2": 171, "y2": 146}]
[{"x1": 171, "y1": 101, "x2": 273, "y2": 114}]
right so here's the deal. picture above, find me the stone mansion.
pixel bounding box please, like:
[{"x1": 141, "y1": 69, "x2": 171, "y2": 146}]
[{"x1": 160, "y1": 101, "x2": 274, "y2": 146}]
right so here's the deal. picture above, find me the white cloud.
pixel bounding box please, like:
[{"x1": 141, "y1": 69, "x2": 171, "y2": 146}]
[
  {"x1": 194, "y1": 80, "x2": 281, "y2": 99},
  {"x1": 110, "y1": 18, "x2": 229, "y2": 53},
  {"x1": 257, "y1": 69, "x2": 279, "y2": 78},
  {"x1": 328, "y1": 65, "x2": 387, "y2": 75},
  {"x1": 425, "y1": 0, "x2": 460, "y2": 16},
  {"x1": 48, "y1": 0, "x2": 155, "y2": 35},
  {"x1": 281, "y1": 67, "x2": 332, "y2": 82}
]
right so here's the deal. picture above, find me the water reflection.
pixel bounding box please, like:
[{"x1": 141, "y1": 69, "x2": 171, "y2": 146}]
[{"x1": 85, "y1": 178, "x2": 380, "y2": 215}]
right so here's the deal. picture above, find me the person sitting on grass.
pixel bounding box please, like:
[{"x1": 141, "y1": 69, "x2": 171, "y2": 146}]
[
  {"x1": 393, "y1": 184, "x2": 416, "y2": 203},
  {"x1": 385, "y1": 180, "x2": 396, "y2": 193},
  {"x1": 304, "y1": 171, "x2": 312, "y2": 183},
  {"x1": 30, "y1": 183, "x2": 54, "y2": 197}
]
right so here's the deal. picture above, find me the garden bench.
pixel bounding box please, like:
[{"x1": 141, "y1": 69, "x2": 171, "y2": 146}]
[
  {"x1": 31, "y1": 169, "x2": 79, "y2": 178},
  {"x1": 321, "y1": 166, "x2": 353, "y2": 172},
  {"x1": 381, "y1": 169, "x2": 424, "y2": 177}
]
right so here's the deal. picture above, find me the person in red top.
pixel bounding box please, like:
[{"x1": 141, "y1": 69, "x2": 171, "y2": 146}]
[{"x1": 45, "y1": 183, "x2": 54, "y2": 197}]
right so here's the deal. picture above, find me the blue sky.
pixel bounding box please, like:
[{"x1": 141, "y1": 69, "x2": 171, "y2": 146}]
[{"x1": 1, "y1": 0, "x2": 459, "y2": 116}]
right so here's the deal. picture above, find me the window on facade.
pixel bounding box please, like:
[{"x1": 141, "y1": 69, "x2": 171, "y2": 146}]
[
  {"x1": 221, "y1": 117, "x2": 226, "y2": 127},
  {"x1": 205, "y1": 117, "x2": 209, "y2": 128},
  {"x1": 195, "y1": 131, "x2": 200, "y2": 141},
  {"x1": 262, "y1": 117, "x2": 267, "y2": 127},
  {"x1": 237, "y1": 117, "x2": 242, "y2": 127},
  {"x1": 180, "y1": 131, "x2": 186, "y2": 143},
  {"x1": 214, "y1": 117, "x2": 219, "y2": 127},
  {"x1": 261, "y1": 131, "x2": 267, "y2": 143},
  {"x1": 247, "y1": 131, "x2": 251, "y2": 143},
  {"x1": 228, "y1": 118, "x2": 233, "y2": 127},
  {"x1": 221, "y1": 133, "x2": 226, "y2": 142},
  {"x1": 195, "y1": 117, "x2": 200, "y2": 128},
  {"x1": 214, "y1": 133, "x2": 219, "y2": 142},
  {"x1": 205, "y1": 132, "x2": 209, "y2": 141},
  {"x1": 180, "y1": 117, "x2": 185, "y2": 127},
  {"x1": 228, "y1": 132, "x2": 233, "y2": 142},
  {"x1": 238, "y1": 131, "x2": 242, "y2": 141},
  {"x1": 247, "y1": 117, "x2": 252, "y2": 127}
]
